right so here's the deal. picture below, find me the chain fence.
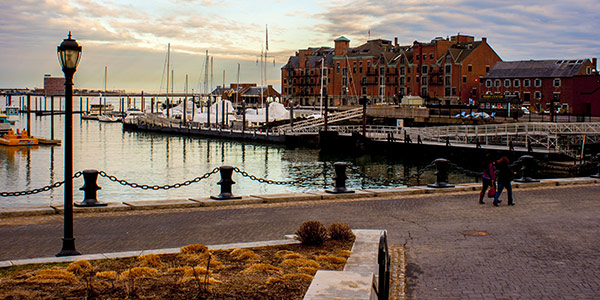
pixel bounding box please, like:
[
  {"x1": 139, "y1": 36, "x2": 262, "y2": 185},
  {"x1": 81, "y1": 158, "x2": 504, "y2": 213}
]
[
  {"x1": 2, "y1": 155, "x2": 598, "y2": 198},
  {"x1": 0, "y1": 172, "x2": 82, "y2": 197},
  {"x1": 97, "y1": 168, "x2": 220, "y2": 190}
]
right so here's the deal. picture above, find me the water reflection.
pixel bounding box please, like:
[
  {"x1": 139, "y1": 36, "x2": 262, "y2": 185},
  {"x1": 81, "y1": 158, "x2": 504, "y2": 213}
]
[{"x1": 1, "y1": 96, "x2": 474, "y2": 208}]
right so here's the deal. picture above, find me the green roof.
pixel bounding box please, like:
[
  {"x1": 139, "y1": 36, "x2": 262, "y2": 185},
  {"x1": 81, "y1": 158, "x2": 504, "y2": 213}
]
[{"x1": 334, "y1": 36, "x2": 350, "y2": 42}]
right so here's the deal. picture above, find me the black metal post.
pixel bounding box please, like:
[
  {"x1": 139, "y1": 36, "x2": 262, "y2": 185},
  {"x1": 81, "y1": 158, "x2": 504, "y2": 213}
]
[
  {"x1": 590, "y1": 153, "x2": 600, "y2": 179},
  {"x1": 323, "y1": 90, "x2": 328, "y2": 132},
  {"x1": 242, "y1": 101, "x2": 246, "y2": 133},
  {"x1": 57, "y1": 67, "x2": 80, "y2": 257},
  {"x1": 514, "y1": 155, "x2": 540, "y2": 183},
  {"x1": 50, "y1": 95, "x2": 55, "y2": 140},
  {"x1": 75, "y1": 170, "x2": 106, "y2": 207},
  {"x1": 427, "y1": 158, "x2": 455, "y2": 188},
  {"x1": 211, "y1": 166, "x2": 242, "y2": 200},
  {"x1": 378, "y1": 231, "x2": 391, "y2": 300},
  {"x1": 326, "y1": 162, "x2": 354, "y2": 194}
]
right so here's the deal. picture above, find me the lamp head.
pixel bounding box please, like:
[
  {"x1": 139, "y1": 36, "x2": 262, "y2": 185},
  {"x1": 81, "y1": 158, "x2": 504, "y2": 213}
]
[{"x1": 57, "y1": 32, "x2": 82, "y2": 71}]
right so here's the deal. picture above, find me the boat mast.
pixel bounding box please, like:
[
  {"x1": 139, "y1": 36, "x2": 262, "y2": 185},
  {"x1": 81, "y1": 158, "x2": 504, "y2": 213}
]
[
  {"x1": 265, "y1": 24, "x2": 268, "y2": 106},
  {"x1": 166, "y1": 43, "x2": 170, "y2": 118},
  {"x1": 104, "y1": 66, "x2": 107, "y2": 107}
]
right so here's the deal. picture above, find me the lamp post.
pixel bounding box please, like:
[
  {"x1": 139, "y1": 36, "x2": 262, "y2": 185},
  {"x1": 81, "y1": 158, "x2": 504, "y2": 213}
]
[{"x1": 56, "y1": 32, "x2": 82, "y2": 257}]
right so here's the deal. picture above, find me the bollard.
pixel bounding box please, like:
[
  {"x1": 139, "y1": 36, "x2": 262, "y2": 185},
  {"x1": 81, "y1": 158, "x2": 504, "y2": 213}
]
[
  {"x1": 326, "y1": 162, "x2": 355, "y2": 194},
  {"x1": 211, "y1": 166, "x2": 242, "y2": 200},
  {"x1": 75, "y1": 170, "x2": 107, "y2": 207},
  {"x1": 591, "y1": 153, "x2": 600, "y2": 179},
  {"x1": 514, "y1": 155, "x2": 540, "y2": 183},
  {"x1": 378, "y1": 231, "x2": 391, "y2": 300},
  {"x1": 427, "y1": 158, "x2": 455, "y2": 188}
]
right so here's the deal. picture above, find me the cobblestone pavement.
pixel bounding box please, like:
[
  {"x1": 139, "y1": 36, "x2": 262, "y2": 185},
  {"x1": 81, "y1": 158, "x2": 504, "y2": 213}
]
[{"x1": 1, "y1": 185, "x2": 599, "y2": 299}]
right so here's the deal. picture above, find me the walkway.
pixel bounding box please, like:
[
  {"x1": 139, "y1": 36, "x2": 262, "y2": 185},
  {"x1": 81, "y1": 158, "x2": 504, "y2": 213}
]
[{"x1": 1, "y1": 184, "x2": 599, "y2": 299}]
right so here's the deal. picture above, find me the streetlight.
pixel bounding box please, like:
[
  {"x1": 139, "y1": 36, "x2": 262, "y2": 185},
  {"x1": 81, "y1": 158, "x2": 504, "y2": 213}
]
[{"x1": 56, "y1": 32, "x2": 82, "y2": 257}]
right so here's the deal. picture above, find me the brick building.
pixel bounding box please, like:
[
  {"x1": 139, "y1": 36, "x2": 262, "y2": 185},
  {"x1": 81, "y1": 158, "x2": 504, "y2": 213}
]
[
  {"x1": 481, "y1": 59, "x2": 599, "y2": 115},
  {"x1": 281, "y1": 34, "x2": 502, "y2": 106},
  {"x1": 43, "y1": 74, "x2": 65, "y2": 96}
]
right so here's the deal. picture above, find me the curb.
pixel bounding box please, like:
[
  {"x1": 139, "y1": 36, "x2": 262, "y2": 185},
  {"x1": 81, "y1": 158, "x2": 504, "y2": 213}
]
[
  {"x1": 1, "y1": 177, "x2": 598, "y2": 218},
  {"x1": 0, "y1": 238, "x2": 300, "y2": 269}
]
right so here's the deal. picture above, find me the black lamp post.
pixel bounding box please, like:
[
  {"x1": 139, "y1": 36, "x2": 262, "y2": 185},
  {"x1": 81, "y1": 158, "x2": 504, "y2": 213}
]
[{"x1": 56, "y1": 32, "x2": 82, "y2": 257}]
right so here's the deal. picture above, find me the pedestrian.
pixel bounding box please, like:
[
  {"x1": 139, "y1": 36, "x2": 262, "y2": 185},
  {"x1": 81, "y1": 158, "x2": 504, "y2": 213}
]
[
  {"x1": 493, "y1": 156, "x2": 516, "y2": 206},
  {"x1": 478, "y1": 154, "x2": 496, "y2": 204}
]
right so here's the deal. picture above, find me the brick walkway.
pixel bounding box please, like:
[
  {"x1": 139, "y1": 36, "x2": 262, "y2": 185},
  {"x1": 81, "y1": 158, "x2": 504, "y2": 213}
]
[{"x1": 1, "y1": 184, "x2": 599, "y2": 299}]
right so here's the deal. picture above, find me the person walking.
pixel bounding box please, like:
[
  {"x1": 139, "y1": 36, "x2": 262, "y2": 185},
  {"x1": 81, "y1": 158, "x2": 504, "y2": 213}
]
[
  {"x1": 493, "y1": 156, "x2": 515, "y2": 207},
  {"x1": 478, "y1": 154, "x2": 496, "y2": 204}
]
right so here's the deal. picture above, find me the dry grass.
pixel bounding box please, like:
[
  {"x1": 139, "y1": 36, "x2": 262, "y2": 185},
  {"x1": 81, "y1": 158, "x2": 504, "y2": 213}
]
[{"x1": 0, "y1": 239, "x2": 353, "y2": 300}]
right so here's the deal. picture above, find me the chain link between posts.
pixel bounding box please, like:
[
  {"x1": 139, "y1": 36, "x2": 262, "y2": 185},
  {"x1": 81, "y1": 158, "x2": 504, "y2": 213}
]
[
  {"x1": 97, "y1": 168, "x2": 220, "y2": 190},
  {"x1": 0, "y1": 172, "x2": 83, "y2": 197}
]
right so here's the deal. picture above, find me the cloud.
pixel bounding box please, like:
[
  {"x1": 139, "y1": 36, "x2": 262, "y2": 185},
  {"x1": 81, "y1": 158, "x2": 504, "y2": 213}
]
[{"x1": 313, "y1": 0, "x2": 600, "y2": 60}]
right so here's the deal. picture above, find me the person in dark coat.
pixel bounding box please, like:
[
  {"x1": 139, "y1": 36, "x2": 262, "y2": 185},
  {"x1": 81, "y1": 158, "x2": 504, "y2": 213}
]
[
  {"x1": 478, "y1": 154, "x2": 496, "y2": 204},
  {"x1": 493, "y1": 156, "x2": 515, "y2": 206}
]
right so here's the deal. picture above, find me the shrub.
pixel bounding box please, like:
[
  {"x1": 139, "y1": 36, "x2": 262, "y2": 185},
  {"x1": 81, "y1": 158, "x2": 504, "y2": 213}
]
[
  {"x1": 295, "y1": 220, "x2": 328, "y2": 245},
  {"x1": 334, "y1": 250, "x2": 352, "y2": 258},
  {"x1": 315, "y1": 255, "x2": 346, "y2": 265},
  {"x1": 138, "y1": 254, "x2": 163, "y2": 267},
  {"x1": 66, "y1": 260, "x2": 92, "y2": 275},
  {"x1": 26, "y1": 269, "x2": 78, "y2": 284},
  {"x1": 328, "y1": 222, "x2": 355, "y2": 241},
  {"x1": 280, "y1": 259, "x2": 319, "y2": 268},
  {"x1": 297, "y1": 267, "x2": 318, "y2": 276},
  {"x1": 229, "y1": 249, "x2": 260, "y2": 261},
  {"x1": 265, "y1": 277, "x2": 284, "y2": 285},
  {"x1": 282, "y1": 253, "x2": 303, "y2": 260},
  {"x1": 181, "y1": 244, "x2": 208, "y2": 254},
  {"x1": 283, "y1": 273, "x2": 314, "y2": 282},
  {"x1": 275, "y1": 250, "x2": 295, "y2": 257}
]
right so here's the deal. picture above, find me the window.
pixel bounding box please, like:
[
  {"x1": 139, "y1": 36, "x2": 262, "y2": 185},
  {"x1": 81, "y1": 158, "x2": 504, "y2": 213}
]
[
  {"x1": 553, "y1": 93, "x2": 560, "y2": 101},
  {"x1": 445, "y1": 87, "x2": 451, "y2": 96},
  {"x1": 429, "y1": 54, "x2": 434, "y2": 60},
  {"x1": 342, "y1": 67, "x2": 348, "y2": 76},
  {"x1": 485, "y1": 65, "x2": 490, "y2": 73},
  {"x1": 336, "y1": 62, "x2": 340, "y2": 73},
  {"x1": 407, "y1": 77, "x2": 411, "y2": 83},
  {"x1": 586, "y1": 67, "x2": 592, "y2": 74},
  {"x1": 524, "y1": 79, "x2": 531, "y2": 87},
  {"x1": 495, "y1": 80, "x2": 501, "y2": 87},
  {"x1": 421, "y1": 87, "x2": 427, "y2": 96},
  {"x1": 399, "y1": 77, "x2": 405, "y2": 85},
  {"x1": 504, "y1": 91, "x2": 511, "y2": 96},
  {"x1": 445, "y1": 76, "x2": 451, "y2": 85},
  {"x1": 504, "y1": 79, "x2": 511, "y2": 87},
  {"x1": 379, "y1": 86, "x2": 385, "y2": 95},
  {"x1": 514, "y1": 79, "x2": 520, "y2": 87},
  {"x1": 445, "y1": 65, "x2": 451, "y2": 73},
  {"x1": 380, "y1": 67, "x2": 385, "y2": 74},
  {"x1": 400, "y1": 67, "x2": 405, "y2": 75},
  {"x1": 535, "y1": 91, "x2": 542, "y2": 99},
  {"x1": 422, "y1": 76, "x2": 427, "y2": 85},
  {"x1": 468, "y1": 64, "x2": 472, "y2": 72},
  {"x1": 361, "y1": 77, "x2": 367, "y2": 85},
  {"x1": 362, "y1": 86, "x2": 367, "y2": 95},
  {"x1": 513, "y1": 92, "x2": 520, "y2": 99},
  {"x1": 534, "y1": 78, "x2": 542, "y2": 87},
  {"x1": 400, "y1": 56, "x2": 405, "y2": 64},
  {"x1": 486, "y1": 79, "x2": 492, "y2": 88},
  {"x1": 463, "y1": 76, "x2": 467, "y2": 83},
  {"x1": 553, "y1": 79, "x2": 561, "y2": 87},
  {"x1": 422, "y1": 65, "x2": 428, "y2": 74},
  {"x1": 423, "y1": 54, "x2": 427, "y2": 61}
]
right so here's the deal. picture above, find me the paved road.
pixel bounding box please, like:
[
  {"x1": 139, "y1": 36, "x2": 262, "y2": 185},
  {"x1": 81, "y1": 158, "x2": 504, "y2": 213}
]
[{"x1": 1, "y1": 185, "x2": 599, "y2": 299}]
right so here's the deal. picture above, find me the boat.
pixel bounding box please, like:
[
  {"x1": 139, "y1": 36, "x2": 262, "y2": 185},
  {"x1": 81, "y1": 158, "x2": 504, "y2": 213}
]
[
  {"x1": 4, "y1": 106, "x2": 19, "y2": 124},
  {"x1": 0, "y1": 114, "x2": 11, "y2": 134},
  {"x1": 0, "y1": 128, "x2": 39, "y2": 146},
  {"x1": 123, "y1": 108, "x2": 145, "y2": 124},
  {"x1": 98, "y1": 115, "x2": 122, "y2": 122},
  {"x1": 82, "y1": 104, "x2": 115, "y2": 120}
]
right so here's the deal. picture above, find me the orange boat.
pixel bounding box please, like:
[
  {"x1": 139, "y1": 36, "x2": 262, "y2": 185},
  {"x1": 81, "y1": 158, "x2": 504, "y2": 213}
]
[{"x1": 0, "y1": 129, "x2": 39, "y2": 146}]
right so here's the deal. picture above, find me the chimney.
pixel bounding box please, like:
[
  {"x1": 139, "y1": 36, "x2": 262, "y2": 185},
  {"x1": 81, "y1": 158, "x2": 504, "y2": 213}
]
[
  {"x1": 593, "y1": 58, "x2": 597, "y2": 71},
  {"x1": 394, "y1": 37, "x2": 398, "y2": 47},
  {"x1": 482, "y1": 37, "x2": 487, "y2": 43}
]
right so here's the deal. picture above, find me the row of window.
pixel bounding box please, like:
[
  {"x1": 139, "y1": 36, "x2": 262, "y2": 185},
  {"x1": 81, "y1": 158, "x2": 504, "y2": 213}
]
[{"x1": 485, "y1": 78, "x2": 562, "y2": 88}]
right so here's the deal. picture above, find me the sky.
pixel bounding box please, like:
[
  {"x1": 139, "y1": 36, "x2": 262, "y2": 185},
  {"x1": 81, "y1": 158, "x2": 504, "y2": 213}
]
[{"x1": 0, "y1": 0, "x2": 598, "y2": 93}]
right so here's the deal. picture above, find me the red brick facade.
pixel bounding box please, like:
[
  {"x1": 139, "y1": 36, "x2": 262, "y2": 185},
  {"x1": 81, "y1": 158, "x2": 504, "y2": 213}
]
[
  {"x1": 281, "y1": 34, "x2": 502, "y2": 106},
  {"x1": 43, "y1": 75, "x2": 65, "y2": 96},
  {"x1": 481, "y1": 59, "x2": 599, "y2": 115}
]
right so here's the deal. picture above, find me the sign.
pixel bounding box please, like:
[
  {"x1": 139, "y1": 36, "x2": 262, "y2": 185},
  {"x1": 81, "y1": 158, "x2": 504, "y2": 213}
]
[{"x1": 396, "y1": 119, "x2": 404, "y2": 128}]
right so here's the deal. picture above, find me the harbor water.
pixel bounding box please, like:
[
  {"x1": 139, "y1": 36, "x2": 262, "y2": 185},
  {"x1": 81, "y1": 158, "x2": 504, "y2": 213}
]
[{"x1": 1, "y1": 96, "x2": 472, "y2": 208}]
